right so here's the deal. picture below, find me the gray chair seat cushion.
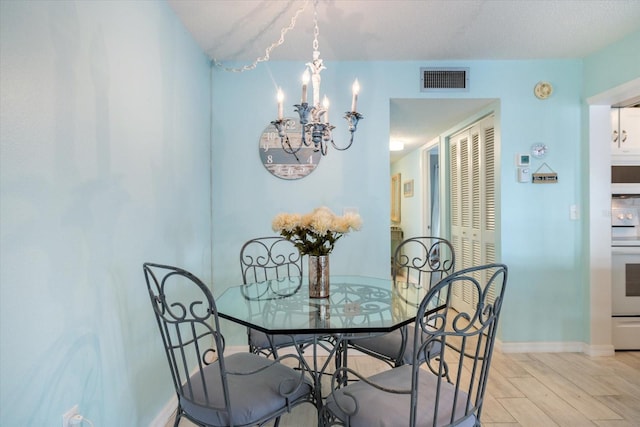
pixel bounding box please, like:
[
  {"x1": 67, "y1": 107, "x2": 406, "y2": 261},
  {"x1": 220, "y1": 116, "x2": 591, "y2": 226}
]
[
  {"x1": 250, "y1": 329, "x2": 317, "y2": 350},
  {"x1": 325, "y1": 365, "x2": 475, "y2": 427},
  {"x1": 351, "y1": 325, "x2": 440, "y2": 365},
  {"x1": 180, "y1": 352, "x2": 312, "y2": 426}
]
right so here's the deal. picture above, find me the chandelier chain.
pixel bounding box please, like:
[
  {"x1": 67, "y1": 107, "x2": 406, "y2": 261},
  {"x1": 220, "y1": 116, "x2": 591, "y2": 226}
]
[
  {"x1": 214, "y1": 0, "x2": 362, "y2": 156},
  {"x1": 213, "y1": 0, "x2": 309, "y2": 72},
  {"x1": 312, "y1": 0, "x2": 320, "y2": 52}
]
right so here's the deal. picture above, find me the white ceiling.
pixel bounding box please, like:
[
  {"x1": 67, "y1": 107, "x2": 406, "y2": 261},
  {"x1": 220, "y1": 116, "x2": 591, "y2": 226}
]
[{"x1": 168, "y1": 0, "x2": 640, "y2": 161}]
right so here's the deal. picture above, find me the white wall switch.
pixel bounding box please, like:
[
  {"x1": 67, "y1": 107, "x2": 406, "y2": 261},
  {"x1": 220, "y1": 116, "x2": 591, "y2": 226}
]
[{"x1": 570, "y1": 204, "x2": 579, "y2": 220}]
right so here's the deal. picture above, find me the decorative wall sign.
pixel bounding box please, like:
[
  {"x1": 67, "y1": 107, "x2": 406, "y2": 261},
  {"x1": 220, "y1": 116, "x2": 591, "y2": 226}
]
[{"x1": 532, "y1": 162, "x2": 558, "y2": 184}]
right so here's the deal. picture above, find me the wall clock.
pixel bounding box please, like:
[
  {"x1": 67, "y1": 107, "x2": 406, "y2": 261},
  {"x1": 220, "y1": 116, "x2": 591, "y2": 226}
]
[
  {"x1": 531, "y1": 143, "x2": 548, "y2": 159},
  {"x1": 258, "y1": 118, "x2": 321, "y2": 180}
]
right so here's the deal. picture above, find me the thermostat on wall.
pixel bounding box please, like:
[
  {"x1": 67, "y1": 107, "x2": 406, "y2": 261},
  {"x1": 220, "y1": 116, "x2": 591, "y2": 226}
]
[{"x1": 516, "y1": 153, "x2": 530, "y2": 166}]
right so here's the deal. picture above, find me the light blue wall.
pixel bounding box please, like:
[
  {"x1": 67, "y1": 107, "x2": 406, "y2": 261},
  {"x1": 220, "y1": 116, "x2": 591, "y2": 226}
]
[
  {"x1": 0, "y1": 1, "x2": 211, "y2": 425},
  {"x1": 583, "y1": 31, "x2": 640, "y2": 99},
  {"x1": 212, "y1": 61, "x2": 392, "y2": 284},
  {"x1": 212, "y1": 59, "x2": 587, "y2": 345}
]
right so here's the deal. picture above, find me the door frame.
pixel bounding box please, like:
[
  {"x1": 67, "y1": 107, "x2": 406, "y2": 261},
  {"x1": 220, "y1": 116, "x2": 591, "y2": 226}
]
[
  {"x1": 420, "y1": 138, "x2": 440, "y2": 237},
  {"x1": 586, "y1": 77, "x2": 640, "y2": 356}
]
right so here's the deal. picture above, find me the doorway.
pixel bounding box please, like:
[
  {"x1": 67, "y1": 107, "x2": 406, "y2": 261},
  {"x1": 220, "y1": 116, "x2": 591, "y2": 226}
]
[
  {"x1": 389, "y1": 98, "x2": 497, "y2": 250},
  {"x1": 587, "y1": 77, "x2": 640, "y2": 355},
  {"x1": 423, "y1": 145, "x2": 440, "y2": 237}
]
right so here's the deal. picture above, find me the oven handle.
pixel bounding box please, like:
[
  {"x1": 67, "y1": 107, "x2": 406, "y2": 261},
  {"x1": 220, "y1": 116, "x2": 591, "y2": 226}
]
[
  {"x1": 612, "y1": 246, "x2": 640, "y2": 255},
  {"x1": 615, "y1": 320, "x2": 640, "y2": 327}
]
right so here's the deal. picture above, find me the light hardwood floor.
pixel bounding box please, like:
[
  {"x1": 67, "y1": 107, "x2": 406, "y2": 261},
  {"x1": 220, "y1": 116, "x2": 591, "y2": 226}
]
[{"x1": 167, "y1": 350, "x2": 640, "y2": 426}]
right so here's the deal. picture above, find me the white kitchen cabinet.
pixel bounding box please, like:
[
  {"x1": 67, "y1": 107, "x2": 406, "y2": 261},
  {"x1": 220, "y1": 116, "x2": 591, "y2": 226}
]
[{"x1": 611, "y1": 107, "x2": 640, "y2": 156}]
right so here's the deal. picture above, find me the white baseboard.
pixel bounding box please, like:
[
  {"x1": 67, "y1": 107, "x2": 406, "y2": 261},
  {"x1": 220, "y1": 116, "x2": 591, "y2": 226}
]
[
  {"x1": 148, "y1": 395, "x2": 177, "y2": 427},
  {"x1": 497, "y1": 339, "x2": 615, "y2": 356},
  {"x1": 581, "y1": 343, "x2": 616, "y2": 357},
  {"x1": 498, "y1": 340, "x2": 583, "y2": 353}
]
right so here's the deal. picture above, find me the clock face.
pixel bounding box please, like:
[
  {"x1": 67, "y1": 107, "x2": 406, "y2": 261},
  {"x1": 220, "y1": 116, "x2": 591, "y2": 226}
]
[
  {"x1": 259, "y1": 118, "x2": 321, "y2": 180},
  {"x1": 531, "y1": 143, "x2": 548, "y2": 158}
]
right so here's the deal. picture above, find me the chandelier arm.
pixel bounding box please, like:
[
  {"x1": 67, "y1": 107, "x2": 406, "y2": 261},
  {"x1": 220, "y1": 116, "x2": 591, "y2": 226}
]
[
  {"x1": 212, "y1": 0, "x2": 310, "y2": 72},
  {"x1": 272, "y1": 119, "x2": 303, "y2": 155},
  {"x1": 330, "y1": 136, "x2": 354, "y2": 152},
  {"x1": 283, "y1": 135, "x2": 303, "y2": 157},
  {"x1": 301, "y1": 125, "x2": 310, "y2": 147},
  {"x1": 330, "y1": 112, "x2": 363, "y2": 151},
  {"x1": 320, "y1": 136, "x2": 328, "y2": 156}
]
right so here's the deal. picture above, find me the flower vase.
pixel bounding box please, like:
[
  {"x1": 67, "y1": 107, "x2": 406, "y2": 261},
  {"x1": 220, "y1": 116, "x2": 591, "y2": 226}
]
[{"x1": 309, "y1": 255, "x2": 330, "y2": 298}]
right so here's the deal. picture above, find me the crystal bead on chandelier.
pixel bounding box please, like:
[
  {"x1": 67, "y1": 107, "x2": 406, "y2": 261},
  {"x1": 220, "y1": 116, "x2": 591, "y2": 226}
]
[{"x1": 272, "y1": 1, "x2": 363, "y2": 156}]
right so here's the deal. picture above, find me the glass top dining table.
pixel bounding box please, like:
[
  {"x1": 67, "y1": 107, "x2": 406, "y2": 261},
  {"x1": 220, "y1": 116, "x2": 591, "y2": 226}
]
[
  {"x1": 216, "y1": 275, "x2": 436, "y2": 420},
  {"x1": 216, "y1": 275, "x2": 430, "y2": 336}
]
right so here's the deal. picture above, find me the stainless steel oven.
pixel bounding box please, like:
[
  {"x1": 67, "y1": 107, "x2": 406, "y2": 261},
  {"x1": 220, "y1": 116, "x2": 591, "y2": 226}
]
[
  {"x1": 611, "y1": 174, "x2": 640, "y2": 349},
  {"x1": 611, "y1": 247, "x2": 640, "y2": 350}
]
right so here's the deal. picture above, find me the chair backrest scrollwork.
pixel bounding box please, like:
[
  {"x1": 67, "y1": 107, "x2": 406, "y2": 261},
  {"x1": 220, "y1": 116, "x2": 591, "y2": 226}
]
[
  {"x1": 240, "y1": 236, "x2": 303, "y2": 284},
  {"x1": 392, "y1": 237, "x2": 455, "y2": 308},
  {"x1": 143, "y1": 263, "x2": 233, "y2": 420},
  {"x1": 410, "y1": 263, "x2": 508, "y2": 426}
]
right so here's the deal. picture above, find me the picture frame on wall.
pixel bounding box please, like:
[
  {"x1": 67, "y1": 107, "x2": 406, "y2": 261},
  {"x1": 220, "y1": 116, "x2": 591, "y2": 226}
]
[
  {"x1": 391, "y1": 173, "x2": 401, "y2": 222},
  {"x1": 403, "y1": 179, "x2": 414, "y2": 197}
]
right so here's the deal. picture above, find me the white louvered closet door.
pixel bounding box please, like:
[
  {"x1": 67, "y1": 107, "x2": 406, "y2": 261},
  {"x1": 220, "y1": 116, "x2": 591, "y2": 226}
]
[{"x1": 449, "y1": 114, "x2": 497, "y2": 314}]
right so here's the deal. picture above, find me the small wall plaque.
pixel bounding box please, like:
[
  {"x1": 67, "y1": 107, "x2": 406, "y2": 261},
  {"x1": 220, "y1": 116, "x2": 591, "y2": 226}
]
[{"x1": 532, "y1": 162, "x2": 558, "y2": 184}]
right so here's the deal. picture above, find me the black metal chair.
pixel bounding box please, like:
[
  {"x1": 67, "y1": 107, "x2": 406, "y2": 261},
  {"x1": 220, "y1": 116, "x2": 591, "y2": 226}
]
[
  {"x1": 240, "y1": 237, "x2": 316, "y2": 357},
  {"x1": 347, "y1": 236, "x2": 455, "y2": 367},
  {"x1": 143, "y1": 263, "x2": 313, "y2": 427},
  {"x1": 322, "y1": 263, "x2": 508, "y2": 427}
]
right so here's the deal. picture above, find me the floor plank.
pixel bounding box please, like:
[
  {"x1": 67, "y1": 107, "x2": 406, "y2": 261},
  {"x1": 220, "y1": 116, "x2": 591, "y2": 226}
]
[
  {"x1": 593, "y1": 420, "x2": 640, "y2": 427},
  {"x1": 594, "y1": 394, "x2": 640, "y2": 424},
  {"x1": 495, "y1": 397, "x2": 560, "y2": 427},
  {"x1": 516, "y1": 357, "x2": 624, "y2": 421},
  {"x1": 508, "y1": 376, "x2": 597, "y2": 426},
  {"x1": 481, "y1": 393, "x2": 518, "y2": 423}
]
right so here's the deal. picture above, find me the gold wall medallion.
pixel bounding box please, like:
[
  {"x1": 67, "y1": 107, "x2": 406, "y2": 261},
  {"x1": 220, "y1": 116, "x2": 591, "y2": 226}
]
[{"x1": 534, "y1": 81, "x2": 553, "y2": 100}]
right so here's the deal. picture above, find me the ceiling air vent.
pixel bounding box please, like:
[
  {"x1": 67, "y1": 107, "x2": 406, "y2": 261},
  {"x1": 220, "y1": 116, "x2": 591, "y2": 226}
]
[{"x1": 420, "y1": 67, "x2": 469, "y2": 92}]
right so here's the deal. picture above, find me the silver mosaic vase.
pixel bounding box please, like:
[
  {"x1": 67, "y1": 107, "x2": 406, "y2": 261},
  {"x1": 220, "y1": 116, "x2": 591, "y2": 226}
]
[{"x1": 309, "y1": 255, "x2": 330, "y2": 298}]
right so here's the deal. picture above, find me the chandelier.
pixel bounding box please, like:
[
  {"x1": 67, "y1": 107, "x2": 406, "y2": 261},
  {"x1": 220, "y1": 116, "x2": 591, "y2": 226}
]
[{"x1": 271, "y1": 1, "x2": 363, "y2": 156}]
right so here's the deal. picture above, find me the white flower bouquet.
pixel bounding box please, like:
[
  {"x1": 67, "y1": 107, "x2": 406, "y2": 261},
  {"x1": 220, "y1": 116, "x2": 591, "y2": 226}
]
[{"x1": 272, "y1": 206, "x2": 362, "y2": 256}]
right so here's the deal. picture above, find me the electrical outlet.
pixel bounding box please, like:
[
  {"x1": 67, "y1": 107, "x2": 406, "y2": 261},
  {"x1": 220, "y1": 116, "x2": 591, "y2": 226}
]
[{"x1": 62, "y1": 405, "x2": 78, "y2": 427}]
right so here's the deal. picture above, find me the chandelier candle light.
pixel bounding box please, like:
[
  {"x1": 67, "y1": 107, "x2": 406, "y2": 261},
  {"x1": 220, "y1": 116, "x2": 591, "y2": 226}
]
[
  {"x1": 272, "y1": 1, "x2": 363, "y2": 156},
  {"x1": 272, "y1": 207, "x2": 362, "y2": 297}
]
